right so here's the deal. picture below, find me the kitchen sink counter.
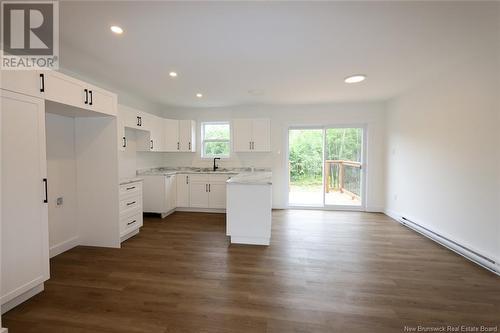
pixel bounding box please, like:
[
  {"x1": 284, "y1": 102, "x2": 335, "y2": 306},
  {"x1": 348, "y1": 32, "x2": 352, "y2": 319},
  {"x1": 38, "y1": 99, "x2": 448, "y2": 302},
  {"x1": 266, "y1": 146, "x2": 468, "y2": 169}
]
[{"x1": 137, "y1": 167, "x2": 270, "y2": 177}]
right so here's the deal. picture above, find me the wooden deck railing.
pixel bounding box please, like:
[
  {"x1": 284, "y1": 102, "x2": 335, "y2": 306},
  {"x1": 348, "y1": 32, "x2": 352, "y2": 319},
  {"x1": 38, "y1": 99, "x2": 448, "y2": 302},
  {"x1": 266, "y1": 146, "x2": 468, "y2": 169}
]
[{"x1": 324, "y1": 160, "x2": 361, "y2": 198}]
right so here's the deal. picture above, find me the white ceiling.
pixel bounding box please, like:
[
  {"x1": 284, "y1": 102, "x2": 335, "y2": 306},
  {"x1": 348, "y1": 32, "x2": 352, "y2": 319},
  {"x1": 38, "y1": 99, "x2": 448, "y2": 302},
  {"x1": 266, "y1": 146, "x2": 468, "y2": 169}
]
[{"x1": 59, "y1": 1, "x2": 498, "y2": 108}]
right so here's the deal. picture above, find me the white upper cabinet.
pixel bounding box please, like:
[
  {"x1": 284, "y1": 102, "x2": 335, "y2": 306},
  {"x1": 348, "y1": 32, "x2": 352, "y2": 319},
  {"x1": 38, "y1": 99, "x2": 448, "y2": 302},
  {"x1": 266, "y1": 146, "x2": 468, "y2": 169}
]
[
  {"x1": 1, "y1": 70, "x2": 45, "y2": 98},
  {"x1": 163, "y1": 119, "x2": 196, "y2": 152},
  {"x1": 44, "y1": 71, "x2": 85, "y2": 108},
  {"x1": 150, "y1": 116, "x2": 165, "y2": 152},
  {"x1": 117, "y1": 105, "x2": 195, "y2": 153},
  {"x1": 86, "y1": 84, "x2": 117, "y2": 116},
  {"x1": 179, "y1": 120, "x2": 196, "y2": 152},
  {"x1": 117, "y1": 111, "x2": 126, "y2": 152},
  {"x1": 233, "y1": 119, "x2": 253, "y2": 152},
  {"x1": 233, "y1": 118, "x2": 271, "y2": 152},
  {"x1": 251, "y1": 118, "x2": 271, "y2": 152},
  {"x1": 1, "y1": 70, "x2": 117, "y2": 116},
  {"x1": 164, "y1": 119, "x2": 180, "y2": 151}
]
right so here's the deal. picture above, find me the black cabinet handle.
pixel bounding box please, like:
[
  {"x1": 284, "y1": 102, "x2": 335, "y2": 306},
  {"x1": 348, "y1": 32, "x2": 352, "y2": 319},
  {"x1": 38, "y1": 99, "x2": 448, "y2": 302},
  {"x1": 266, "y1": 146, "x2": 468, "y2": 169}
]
[
  {"x1": 205, "y1": 184, "x2": 208, "y2": 192},
  {"x1": 127, "y1": 220, "x2": 137, "y2": 226},
  {"x1": 150, "y1": 140, "x2": 154, "y2": 150},
  {"x1": 126, "y1": 186, "x2": 135, "y2": 190},
  {"x1": 177, "y1": 142, "x2": 180, "y2": 150},
  {"x1": 122, "y1": 136, "x2": 127, "y2": 148},
  {"x1": 186, "y1": 176, "x2": 189, "y2": 184},
  {"x1": 126, "y1": 201, "x2": 136, "y2": 206},
  {"x1": 209, "y1": 184, "x2": 211, "y2": 192},
  {"x1": 139, "y1": 117, "x2": 142, "y2": 126},
  {"x1": 43, "y1": 178, "x2": 48, "y2": 203},
  {"x1": 89, "y1": 90, "x2": 93, "y2": 105},
  {"x1": 84, "y1": 89, "x2": 88, "y2": 104},
  {"x1": 137, "y1": 116, "x2": 140, "y2": 126},
  {"x1": 189, "y1": 142, "x2": 191, "y2": 150},
  {"x1": 39, "y1": 74, "x2": 45, "y2": 92}
]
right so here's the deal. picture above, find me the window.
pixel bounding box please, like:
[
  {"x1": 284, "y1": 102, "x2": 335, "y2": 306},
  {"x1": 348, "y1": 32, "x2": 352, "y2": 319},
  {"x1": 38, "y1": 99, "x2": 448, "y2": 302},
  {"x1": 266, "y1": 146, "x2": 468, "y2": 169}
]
[{"x1": 201, "y1": 122, "x2": 230, "y2": 158}]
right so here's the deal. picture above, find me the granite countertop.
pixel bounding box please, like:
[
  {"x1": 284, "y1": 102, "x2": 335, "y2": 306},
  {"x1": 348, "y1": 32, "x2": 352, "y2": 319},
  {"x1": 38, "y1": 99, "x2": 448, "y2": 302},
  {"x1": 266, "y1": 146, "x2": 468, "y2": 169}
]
[
  {"x1": 226, "y1": 171, "x2": 272, "y2": 185},
  {"x1": 136, "y1": 167, "x2": 272, "y2": 185},
  {"x1": 119, "y1": 177, "x2": 144, "y2": 185}
]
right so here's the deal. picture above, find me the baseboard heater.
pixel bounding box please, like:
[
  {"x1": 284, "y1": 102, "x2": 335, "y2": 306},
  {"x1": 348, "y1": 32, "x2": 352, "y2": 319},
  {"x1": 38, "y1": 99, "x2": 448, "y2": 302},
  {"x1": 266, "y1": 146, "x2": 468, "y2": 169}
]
[{"x1": 399, "y1": 216, "x2": 499, "y2": 275}]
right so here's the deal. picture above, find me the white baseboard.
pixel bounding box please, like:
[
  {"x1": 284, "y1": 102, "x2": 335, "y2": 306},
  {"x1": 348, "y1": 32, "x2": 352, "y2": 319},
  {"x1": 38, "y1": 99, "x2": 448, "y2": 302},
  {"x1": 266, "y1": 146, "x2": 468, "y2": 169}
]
[
  {"x1": 120, "y1": 228, "x2": 139, "y2": 243},
  {"x1": 365, "y1": 205, "x2": 384, "y2": 213},
  {"x1": 49, "y1": 236, "x2": 79, "y2": 258},
  {"x1": 384, "y1": 209, "x2": 499, "y2": 276},
  {"x1": 175, "y1": 207, "x2": 226, "y2": 214},
  {"x1": 230, "y1": 236, "x2": 269, "y2": 246},
  {"x1": 1, "y1": 284, "x2": 44, "y2": 314}
]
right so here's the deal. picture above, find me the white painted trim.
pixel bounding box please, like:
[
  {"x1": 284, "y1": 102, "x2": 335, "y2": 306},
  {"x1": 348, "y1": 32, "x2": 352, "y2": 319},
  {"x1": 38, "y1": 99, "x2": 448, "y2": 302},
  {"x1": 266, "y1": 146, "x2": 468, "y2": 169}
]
[
  {"x1": 230, "y1": 236, "x2": 269, "y2": 246},
  {"x1": 384, "y1": 210, "x2": 499, "y2": 276},
  {"x1": 1, "y1": 328, "x2": 8, "y2": 333},
  {"x1": 1, "y1": 284, "x2": 44, "y2": 314},
  {"x1": 175, "y1": 207, "x2": 225, "y2": 214},
  {"x1": 365, "y1": 206, "x2": 384, "y2": 213},
  {"x1": 49, "y1": 236, "x2": 79, "y2": 258},
  {"x1": 120, "y1": 228, "x2": 139, "y2": 243}
]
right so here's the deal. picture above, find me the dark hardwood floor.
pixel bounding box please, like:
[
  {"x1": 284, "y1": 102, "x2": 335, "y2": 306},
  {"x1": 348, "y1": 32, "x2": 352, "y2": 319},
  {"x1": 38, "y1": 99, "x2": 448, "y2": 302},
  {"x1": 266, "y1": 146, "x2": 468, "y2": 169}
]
[{"x1": 4, "y1": 210, "x2": 500, "y2": 332}]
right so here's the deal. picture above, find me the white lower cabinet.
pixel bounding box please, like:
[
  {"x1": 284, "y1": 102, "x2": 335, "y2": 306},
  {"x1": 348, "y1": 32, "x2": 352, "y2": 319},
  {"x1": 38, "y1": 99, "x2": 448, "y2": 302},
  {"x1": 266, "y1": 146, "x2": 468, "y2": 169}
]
[
  {"x1": 145, "y1": 173, "x2": 231, "y2": 214},
  {"x1": 186, "y1": 174, "x2": 230, "y2": 209},
  {"x1": 176, "y1": 174, "x2": 190, "y2": 207},
  {"x1": 1, "y1": 90, "x2": 49, "y2": 311},
  {"x1": 119, "y1": 181, "x2": 143, "y2": 240},
  {"x1": 189, "y1": 181, "x2": 210, "y2": 208},
  {"x1": 142, "y1": 175, "x2": 177, "y2": 216}
]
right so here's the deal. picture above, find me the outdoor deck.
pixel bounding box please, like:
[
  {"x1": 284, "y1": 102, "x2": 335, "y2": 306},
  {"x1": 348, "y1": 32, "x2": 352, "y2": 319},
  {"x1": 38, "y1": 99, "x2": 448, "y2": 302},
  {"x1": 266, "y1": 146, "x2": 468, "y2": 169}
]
[{"x1": 289, "y1": 185, "x2": 361, "y2": 207}]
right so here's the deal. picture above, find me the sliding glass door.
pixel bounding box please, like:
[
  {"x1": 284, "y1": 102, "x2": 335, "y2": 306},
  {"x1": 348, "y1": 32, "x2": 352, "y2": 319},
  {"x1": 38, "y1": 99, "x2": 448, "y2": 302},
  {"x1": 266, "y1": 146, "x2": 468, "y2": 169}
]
[
  {"x1": 288, "y1": 126, "x2": 365, "y2": 209},
  {"x1": 324, "y1": 127, "x2": 363, "y2": 207},
  {"x1": 288, "y1": 129, "x2": 324, "y2": 207}
]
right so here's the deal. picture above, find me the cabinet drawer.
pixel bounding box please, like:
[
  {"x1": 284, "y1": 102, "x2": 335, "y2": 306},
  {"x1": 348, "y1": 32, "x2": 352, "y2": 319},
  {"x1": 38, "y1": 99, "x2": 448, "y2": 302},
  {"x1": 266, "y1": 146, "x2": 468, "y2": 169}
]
[
  {"x1": 209, "y1": 174, "x2": 232, "y2": 182},
  {"x1": 119, "y1": 182, "x2": 142, "y2": 198},
  {"x1": 189, "y1": 174, "x2": 209, "y2": 182},
  {"x1": 120, "y1": 196, "x2": 142, "y2": 215},
  {"x1": 120, "y1": 212, "x2": 143, "y2": 236}
]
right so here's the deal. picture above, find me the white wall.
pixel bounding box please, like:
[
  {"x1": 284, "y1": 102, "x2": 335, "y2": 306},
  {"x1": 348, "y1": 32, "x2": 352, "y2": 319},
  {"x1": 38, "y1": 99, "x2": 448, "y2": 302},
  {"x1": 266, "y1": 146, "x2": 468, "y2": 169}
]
[
  {"x1": 385, "y1": 49, "x2": 500, "y2": 262},
  {"x1": 160, "y1": 102, "x2": 387, "y2": 210},
  {"x1": 45, "y1": 113, "x2": 79, "y2": 256}
]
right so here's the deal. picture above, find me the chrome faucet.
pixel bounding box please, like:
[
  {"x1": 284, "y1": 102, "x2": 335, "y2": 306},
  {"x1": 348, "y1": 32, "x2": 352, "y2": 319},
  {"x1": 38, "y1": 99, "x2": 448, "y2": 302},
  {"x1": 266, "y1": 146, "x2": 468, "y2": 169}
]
[{"x1": 213, "y1": 157, "x2": 221, "y2": 171}]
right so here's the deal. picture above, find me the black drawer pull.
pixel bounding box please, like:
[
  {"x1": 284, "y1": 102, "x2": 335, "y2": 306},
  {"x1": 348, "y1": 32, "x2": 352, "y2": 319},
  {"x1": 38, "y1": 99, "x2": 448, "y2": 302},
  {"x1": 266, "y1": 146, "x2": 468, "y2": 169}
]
[
  {"x1": 127, "y1": 220, "x2": 137, "y2": 226},
  {"x1": 126, "y1": 186, "x2": 135, "y2": 190},
  {"x1": 126, "y1": 201, "x2": 136, "y2": 206},
  {"x1": 40, "y1": 73, "x2": 45, "y2": 92}
]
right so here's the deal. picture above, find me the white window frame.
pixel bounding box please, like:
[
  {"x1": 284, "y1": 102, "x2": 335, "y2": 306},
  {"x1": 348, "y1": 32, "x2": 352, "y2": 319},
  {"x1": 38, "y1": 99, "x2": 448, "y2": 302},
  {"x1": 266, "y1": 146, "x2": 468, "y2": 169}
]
[{"x1": 201, "y1": 121, "x2": 231, "y2": 159}]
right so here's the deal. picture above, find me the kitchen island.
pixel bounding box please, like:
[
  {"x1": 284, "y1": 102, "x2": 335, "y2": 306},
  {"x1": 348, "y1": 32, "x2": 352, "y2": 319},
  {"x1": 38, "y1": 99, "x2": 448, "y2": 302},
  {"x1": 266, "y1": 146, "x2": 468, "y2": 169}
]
[{"x1": 226, "y1": 172, "x2": 272, "y2": 245}]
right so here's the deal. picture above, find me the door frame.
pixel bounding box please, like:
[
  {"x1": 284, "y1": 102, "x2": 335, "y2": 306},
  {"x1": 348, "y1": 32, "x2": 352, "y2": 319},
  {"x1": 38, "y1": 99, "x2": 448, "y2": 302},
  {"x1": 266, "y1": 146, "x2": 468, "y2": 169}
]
[{"x1": 285, "y1": 123, "x2": 368, "y2": 211}]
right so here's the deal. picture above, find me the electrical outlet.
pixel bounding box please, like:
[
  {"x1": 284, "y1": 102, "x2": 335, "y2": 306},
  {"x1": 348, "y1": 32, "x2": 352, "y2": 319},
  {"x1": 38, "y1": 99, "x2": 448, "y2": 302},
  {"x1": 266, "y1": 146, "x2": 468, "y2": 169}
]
[{"x1": 56, "y1": 197, "x2": 63, "y2": 206}]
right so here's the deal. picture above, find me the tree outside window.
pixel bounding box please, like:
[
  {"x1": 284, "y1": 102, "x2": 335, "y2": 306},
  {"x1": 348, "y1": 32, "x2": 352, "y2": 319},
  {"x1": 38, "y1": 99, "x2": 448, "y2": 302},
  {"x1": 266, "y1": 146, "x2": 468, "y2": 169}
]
[{"x1": 201, "y1": 122, "x2": 230, "y2": 158}]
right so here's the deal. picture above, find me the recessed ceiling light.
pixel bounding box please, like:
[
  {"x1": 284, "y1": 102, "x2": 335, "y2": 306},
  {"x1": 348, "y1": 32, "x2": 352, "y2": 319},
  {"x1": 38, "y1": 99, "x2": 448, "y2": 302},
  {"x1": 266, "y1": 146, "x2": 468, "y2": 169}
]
[
  {"x1": 110, "y1": 26, "x2": 124, "y2": 34},
  {"x1": 169, "y1": 72, "x2": 178, "y2": 78},
  {"x1": 344, "y1": 74, "x2": 366, "y2": 83},
  {"x1": 196, "y1": 93, "x2": 203, "y2": 98}
]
